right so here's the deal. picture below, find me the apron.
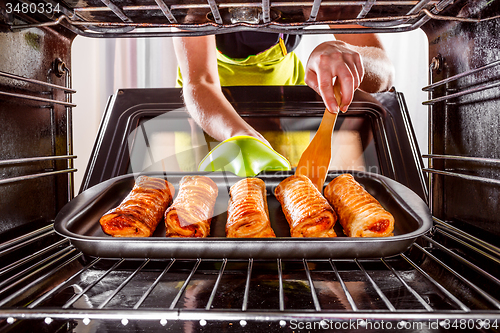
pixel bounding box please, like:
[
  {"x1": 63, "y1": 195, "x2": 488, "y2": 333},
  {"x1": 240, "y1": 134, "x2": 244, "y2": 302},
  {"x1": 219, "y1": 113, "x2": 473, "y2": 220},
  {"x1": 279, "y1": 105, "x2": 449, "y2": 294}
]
[
  {"x1": 174, "y1": 37, "x2": 310, "y2": 170},
  {"x1": 176, "y1": 35, "x2": 306, "y2": 87}
]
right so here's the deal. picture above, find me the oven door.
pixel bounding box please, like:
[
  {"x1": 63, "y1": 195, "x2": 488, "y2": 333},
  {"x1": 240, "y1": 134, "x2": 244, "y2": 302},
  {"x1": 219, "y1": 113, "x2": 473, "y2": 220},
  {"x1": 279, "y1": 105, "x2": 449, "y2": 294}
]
[{"x1": 80, "y1": 85, "x2": 427, "y2": 201}]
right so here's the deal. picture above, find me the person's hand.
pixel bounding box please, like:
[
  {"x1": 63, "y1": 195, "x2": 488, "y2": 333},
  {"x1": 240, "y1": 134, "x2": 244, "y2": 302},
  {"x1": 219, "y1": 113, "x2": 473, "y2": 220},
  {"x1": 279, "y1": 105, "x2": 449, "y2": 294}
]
[{"x1": 305, "y1": 40, "x2": 364, "y2": 113}]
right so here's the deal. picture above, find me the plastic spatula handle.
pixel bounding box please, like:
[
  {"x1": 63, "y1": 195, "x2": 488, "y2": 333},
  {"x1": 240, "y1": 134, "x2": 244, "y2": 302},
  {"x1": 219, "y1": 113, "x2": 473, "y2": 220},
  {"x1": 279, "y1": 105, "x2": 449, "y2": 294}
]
[{"x1": 295, "y1": 84, "x2": 342, "y2": 192}]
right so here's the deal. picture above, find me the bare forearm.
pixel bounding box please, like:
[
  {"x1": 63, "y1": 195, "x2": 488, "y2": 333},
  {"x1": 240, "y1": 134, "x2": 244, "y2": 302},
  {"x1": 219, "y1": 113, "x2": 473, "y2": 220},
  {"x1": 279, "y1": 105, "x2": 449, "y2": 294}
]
[
  {"x1": 348, "y1": 44, "x2": 394, "y2": 93},
  {"x1": 174, "y1": 35, "x2": 267, "y2": 144},
  {"x1": 182, "y1": 82, "x2": 259, "y2": 142},
  {"x1": 334, "y1": 33, "x2": 394, "y2": 93}
]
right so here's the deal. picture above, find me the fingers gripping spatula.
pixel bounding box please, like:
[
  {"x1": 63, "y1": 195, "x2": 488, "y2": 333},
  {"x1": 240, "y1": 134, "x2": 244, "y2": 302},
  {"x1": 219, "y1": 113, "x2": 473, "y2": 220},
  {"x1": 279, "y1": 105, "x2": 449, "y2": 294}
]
[{"x1": 295, "y1": 84, "x2": 342, "y2": 192}]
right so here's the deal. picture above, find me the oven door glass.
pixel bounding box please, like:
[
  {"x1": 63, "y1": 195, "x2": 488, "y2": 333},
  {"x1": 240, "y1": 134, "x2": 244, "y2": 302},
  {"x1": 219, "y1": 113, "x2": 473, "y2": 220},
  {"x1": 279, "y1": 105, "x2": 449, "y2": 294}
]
[{"x1": 126, "y1": 109, "x2": 381, "y2": 175}]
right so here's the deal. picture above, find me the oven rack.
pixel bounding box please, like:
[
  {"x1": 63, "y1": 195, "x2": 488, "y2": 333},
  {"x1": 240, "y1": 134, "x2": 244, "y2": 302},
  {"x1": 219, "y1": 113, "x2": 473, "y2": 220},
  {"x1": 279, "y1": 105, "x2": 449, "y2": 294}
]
[
  {"x1": 0, "y1": 68, "x2": 76, "y2": 200},
  {"x1": 423, "y1": 57, "x2": 500, "y2": 222},
  {"x1": 6, "y1": 0, "x2": 500, "y2": 38},
  {"x1": 423, "y1": 59, "x2": 500, "y2": 107},
  {"x1": 0, "y1": 221, "x2": 498, "y2": 331}
]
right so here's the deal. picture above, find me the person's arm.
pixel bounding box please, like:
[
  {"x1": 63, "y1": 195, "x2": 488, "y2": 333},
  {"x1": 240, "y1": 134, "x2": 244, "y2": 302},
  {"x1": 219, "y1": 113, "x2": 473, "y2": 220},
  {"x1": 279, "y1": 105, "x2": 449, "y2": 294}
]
[
  {"x1": 172, "y1": 35, "x2": 268, "y2": 144},
  {"x1": 335, "y1": 33, "x2": 394, "y2": 93},
  {"x1": 304, "y1": 32, "x2": 394, "y2": 113}
]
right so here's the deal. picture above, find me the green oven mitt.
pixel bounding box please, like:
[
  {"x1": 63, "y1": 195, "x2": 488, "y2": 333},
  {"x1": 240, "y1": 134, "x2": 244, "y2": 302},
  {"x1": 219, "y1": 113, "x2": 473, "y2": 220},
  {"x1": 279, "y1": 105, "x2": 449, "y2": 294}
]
[{"x1": 198, "y1": 135, "x2": 291, "y2": 177}]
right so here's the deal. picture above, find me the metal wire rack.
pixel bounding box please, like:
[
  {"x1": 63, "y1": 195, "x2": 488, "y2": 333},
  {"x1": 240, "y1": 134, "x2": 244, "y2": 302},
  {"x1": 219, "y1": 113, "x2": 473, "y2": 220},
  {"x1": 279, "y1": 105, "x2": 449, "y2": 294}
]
[
  {"x1": 0, "y1": 218, "x2": 498, "y2": 330},
  {"x1": 423, "y1": 58, "x2": 500, "y2": 224},
  {"x1": 0, "y1": 68, "x2": 77, "y2": 200},
  {"x1": 6, "y1": 0, "x2": 500, "y2": 37}
]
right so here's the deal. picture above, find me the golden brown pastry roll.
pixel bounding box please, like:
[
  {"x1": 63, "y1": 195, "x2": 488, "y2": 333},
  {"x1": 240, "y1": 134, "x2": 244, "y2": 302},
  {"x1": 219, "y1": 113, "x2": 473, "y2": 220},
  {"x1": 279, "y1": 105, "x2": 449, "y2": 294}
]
[
  {"x1": 226, "y1": 178, "x2": 276, "y2": 238},
  {"x1": 274, "y1": 175, "x2": 337, "y2": 237},
  {"x1": 100, "y1": 176, "x2": 174, "y2": 237},
  {"x1": 324, "y1": 173, "x2": 395, "y2": 237},
  {"x1": 165, "y1": 176, "x2": 218, "y2": 237}
]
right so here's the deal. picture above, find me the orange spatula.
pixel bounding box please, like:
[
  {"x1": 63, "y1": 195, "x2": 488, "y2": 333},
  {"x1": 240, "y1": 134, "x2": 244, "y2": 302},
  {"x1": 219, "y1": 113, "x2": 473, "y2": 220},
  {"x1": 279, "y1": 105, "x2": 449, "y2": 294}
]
[{"x1": 295, "y1": 84, "x2": 342, "y2": 192}]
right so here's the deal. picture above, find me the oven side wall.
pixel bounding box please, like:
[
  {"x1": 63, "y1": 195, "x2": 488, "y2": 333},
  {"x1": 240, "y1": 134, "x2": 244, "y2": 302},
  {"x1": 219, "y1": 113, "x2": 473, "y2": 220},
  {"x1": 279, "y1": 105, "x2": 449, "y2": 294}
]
[
  {"x1": 421, "y1": 0, "x2": 500, "y2": 237},
  {"x1": 0, "y1": 20, "x2": 75, "y2": 238}
]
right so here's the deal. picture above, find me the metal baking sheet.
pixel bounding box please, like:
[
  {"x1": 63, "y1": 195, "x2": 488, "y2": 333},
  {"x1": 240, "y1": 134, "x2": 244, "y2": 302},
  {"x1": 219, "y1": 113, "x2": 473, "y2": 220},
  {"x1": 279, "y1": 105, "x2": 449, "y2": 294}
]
[{"x1": 54, "y1": 171, "x2": 432, "y2": 259}]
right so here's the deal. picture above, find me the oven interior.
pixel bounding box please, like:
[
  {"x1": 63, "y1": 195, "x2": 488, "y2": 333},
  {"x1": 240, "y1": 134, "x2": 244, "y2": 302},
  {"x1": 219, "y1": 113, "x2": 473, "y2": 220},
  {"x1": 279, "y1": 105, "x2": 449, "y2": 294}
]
[{"x1": 1, "y1": 0, "x2": 500, "y2": 331}]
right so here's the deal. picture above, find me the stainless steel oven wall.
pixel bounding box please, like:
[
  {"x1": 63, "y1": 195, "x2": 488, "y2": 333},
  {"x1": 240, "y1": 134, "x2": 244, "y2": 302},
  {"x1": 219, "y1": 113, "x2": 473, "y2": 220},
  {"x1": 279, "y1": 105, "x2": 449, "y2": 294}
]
[
  {"x1": 421, "y1": 0, "x2": 500, "y2": 239},
  {"x1": 0, "y1": 8, "x2": 76, "y2": 239}
]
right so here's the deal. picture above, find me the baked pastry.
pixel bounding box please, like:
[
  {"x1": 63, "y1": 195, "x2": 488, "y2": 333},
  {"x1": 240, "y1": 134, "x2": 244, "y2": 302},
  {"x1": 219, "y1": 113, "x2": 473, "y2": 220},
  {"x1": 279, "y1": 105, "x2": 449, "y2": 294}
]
[
  {"x1": 100, "y1": 176, "x2": 174, "y2": 237},
  {"x1": 226, "y1": 178, "x2": 276, "y2": 238},
  {"x1": 274, "y1": 175, "x2": 337, "y2": 237},
  {"x1": 324, "y1": 173, "x2": 395, "y2": 237},
  {"x1": 165, "y1": 176, "x2": 218, "y2": 237}
]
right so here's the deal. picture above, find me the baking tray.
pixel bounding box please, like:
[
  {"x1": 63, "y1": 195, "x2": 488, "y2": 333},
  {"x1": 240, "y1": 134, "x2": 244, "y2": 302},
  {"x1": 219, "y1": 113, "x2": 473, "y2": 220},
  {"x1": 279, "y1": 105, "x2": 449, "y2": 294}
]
[{"x1": 54, "y1": 171, "x2": 432, "y2": 259}]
